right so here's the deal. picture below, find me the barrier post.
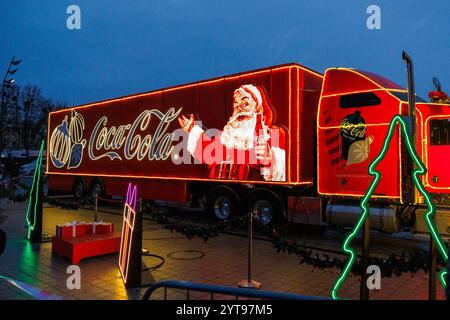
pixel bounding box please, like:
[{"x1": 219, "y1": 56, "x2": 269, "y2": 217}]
[
  {"x1": 429, "y1": 235, "x2": 437, "y2": 300},
  {"x1": 360, "y1": 216, "x2": 370, "y2": 300},
  {"x1": 94, "y1": 195, "x2": 99, "y2": 222},
  {"x1": 238, "y1": 210, "x2": 261, "y2": 289}
]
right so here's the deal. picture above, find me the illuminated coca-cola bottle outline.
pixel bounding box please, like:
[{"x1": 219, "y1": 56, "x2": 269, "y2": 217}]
[
  {"x1": 339, "y1": 110, "x2": 366, "y2": 161},
  {"x1": 254, "y1": 112, "x2": 269, "y2": 166}
]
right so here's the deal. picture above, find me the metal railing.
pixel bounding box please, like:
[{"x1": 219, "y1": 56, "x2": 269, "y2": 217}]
[
  {"x1": 142, "y1": 280, "x2": 327, "y2": 300},
  {"x1": 0, "y1": 274, "x2": 63, "y2": 300}
]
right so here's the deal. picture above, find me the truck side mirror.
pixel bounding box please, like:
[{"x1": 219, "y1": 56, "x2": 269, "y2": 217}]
[{"x1": 0, "y1": 229, "x2": 6, "y2": 256}]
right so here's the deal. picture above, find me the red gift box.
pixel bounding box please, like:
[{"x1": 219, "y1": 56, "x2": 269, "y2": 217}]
[
  {"x1": 56, "y1": 221, "x2": 88, "y2": 238},
  {"x1": 86, "y1": 222, "x2": 114, "y2": 235},
  {"x1": 85, "y1": 223, "x2": 93, "y2": 235},
  {"x1": 94, "y1": 222, "x2": 114, "y2": 234}
]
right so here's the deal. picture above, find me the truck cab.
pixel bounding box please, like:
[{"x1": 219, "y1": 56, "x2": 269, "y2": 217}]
[
  {"x1": 316, "y1": 67, "x2": 450, "y2": 234},
  {"x1": 416, "y1": 102, "x2": 450, "y2": 203},
  {"x1": 317, "y1": 67, "x2": 408, "y2": 201}
]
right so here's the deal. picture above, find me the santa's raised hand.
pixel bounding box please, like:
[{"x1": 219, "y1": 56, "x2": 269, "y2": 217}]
[{"x1": 178, "y1": 114, "x2": 195, "y2": 133}]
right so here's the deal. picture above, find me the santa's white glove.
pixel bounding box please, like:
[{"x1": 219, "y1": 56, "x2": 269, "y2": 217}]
[
  {"x1": 178, "y1": 114, "x2": 195, "y2": 133},
  {"x1": 255, "y1": 144, "x2": 272, "y2": 166}
]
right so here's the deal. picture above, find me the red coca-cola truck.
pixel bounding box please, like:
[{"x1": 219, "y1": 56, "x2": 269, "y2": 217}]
[{"x1": 47, "y1": 59, "x2": 450, "y2": 234}]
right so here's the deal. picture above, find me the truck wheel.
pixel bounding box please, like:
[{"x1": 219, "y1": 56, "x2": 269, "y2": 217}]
[
  {"x1": 246, "y1": 190, "x2": 285, "y2": 227},
  {"x1": 206, "y1": 187, "x2": 240, "y2": 221},
  {"x1": 73, "y1": 179, "x2": 86, "y2": 199},
  {"x1": 90, "y1": 180, "x2": 104, "y2": 201}
]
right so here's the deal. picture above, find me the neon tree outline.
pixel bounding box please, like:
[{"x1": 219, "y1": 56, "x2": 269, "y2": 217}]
[
  {"x1": 119, "y1": 183, "x2": 138, "y2": 284},
  {"x1": 331, "y1": 115, "x2": 448, "y2": 300},
  {"x1": 26, "y1": 140, "x2": 45, "y2": 239}
]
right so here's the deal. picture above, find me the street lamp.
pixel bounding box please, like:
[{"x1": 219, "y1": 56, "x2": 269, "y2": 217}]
[
  {"x1": 2, "y1": 55, "x2": 21, "y2": 99},
  {"x1": 4, "y1": 79, "x2": 15, "y2": 87},
  {"x1": 1, "y1": 56, "x2": 21, "y2": 154},
  {"x1": 11, "y1": 59, "x2": 21, "y2": 66}
]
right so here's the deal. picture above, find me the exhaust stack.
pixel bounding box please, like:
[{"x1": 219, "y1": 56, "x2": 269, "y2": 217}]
[
  {"x1": 402, "y1": 51, "x2": 418, "y2": 204},
  {"x1": 402, "y1": 51, "x2": 416, "y2": 116}
]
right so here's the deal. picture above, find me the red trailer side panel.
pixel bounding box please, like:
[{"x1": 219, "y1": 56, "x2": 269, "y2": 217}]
[{"x1": 47, "y1": 63, "x2": 322, "y2": 199}]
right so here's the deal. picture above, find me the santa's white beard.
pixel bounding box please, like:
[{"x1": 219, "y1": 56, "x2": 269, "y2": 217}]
[{"x1": 220, "y1": 115, "x2": 259, "y2": 151}]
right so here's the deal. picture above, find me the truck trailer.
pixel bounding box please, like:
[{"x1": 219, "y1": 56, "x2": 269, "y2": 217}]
[{"x1": 46, "y1": 58, "x2": 450, "y2": 234}]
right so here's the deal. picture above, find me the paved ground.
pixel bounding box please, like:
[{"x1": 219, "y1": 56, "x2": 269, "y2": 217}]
[{"x1": 0, "y1": 198, "x2": 447, "y2": 300}]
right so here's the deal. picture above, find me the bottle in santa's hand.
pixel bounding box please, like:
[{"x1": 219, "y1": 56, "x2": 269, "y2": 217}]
[{"x1": 254, "y1": 113, "x2": 267, "y2": 166}]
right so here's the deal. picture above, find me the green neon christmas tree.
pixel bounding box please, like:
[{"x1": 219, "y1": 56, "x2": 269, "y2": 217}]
[
  {"x1": 331, "y1": 115, "x2": 448, "y2": 300},
  {"x1": 26, "y1": 140, "x2": 45, "y2": 241}
]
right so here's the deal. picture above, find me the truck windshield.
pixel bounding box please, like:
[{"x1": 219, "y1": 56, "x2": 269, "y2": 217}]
[
  {"x1": 389, "y1": 91, "x2": 426, "y2": 103},
  {"x1": 430, "y1": 119, "x2": 450, "y2": 145}
]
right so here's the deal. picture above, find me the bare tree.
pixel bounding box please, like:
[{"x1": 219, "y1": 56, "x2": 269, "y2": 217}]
[
  {"x1": 2, "y1": 84, "x2": 65, "y2": 158},
  {"x1": 19, "y1": 85, "x2": 67, "y2": 157},
  {"x1": 20, "y1": 85, "x2": 45, "y2": 157},
  {"x1": 0, "y1": 85, "x2": 20, "y2": 156}
]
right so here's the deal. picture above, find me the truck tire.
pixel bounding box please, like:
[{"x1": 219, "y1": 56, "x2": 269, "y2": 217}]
[
  {"x1": 73, "y1": 178, "x2": 86, "y2": 199},
  {"x1": 206, "y1": 186, "x2": 240, "y2": 221},
  {"x1": 246, "y1": 190, "x2": 285, "y2": 227},
  {"x1": 90, "y1": 179, "x2": 104, "y2": 201}
]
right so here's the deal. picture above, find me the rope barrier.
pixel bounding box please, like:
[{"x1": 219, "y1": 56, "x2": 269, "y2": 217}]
[
  {"x1": 45, "y1": 195, "x2": 76, "y2": 199},
  {"x1": 96, "y1": 196, "x2": 124, "y2": 204}
]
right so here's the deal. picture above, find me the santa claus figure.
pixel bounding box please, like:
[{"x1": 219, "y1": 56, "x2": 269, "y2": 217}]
[{"x1": 178, "y1": 84, "x2": 286, "y2": 181}]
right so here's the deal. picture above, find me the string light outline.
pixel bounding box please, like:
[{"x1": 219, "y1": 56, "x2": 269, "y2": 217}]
[
  {"x1": 331, "y1": 115, "x2": 448, "y2": 300},
  {"x1": 26, "y1": 140, "x2": 45, "y2": 239}
]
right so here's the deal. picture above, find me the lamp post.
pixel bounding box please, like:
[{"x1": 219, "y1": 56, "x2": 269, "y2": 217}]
[{"x1": 0, "y1": 56, "x2": 21, "y2": 155}]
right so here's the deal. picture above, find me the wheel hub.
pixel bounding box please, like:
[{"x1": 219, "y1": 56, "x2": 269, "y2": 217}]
[
  {"x1": 74, "y1": 183, "x2": 84, "y2": 198},
  {"x1": 253, "y1": 199, "x2": 273, "y2": 226},
  {"x1": 213, "y1": 196, "x2": 231, "y2": 220}
]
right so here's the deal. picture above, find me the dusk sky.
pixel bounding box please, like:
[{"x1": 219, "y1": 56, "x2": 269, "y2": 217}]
[{"x1": 1, "y1": 1, "x2": 449, "y2": 106}]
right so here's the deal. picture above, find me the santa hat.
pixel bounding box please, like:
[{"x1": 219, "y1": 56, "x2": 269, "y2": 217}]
[{"x1": 238, "y1": 84, "x2": 274, "y2": 125}]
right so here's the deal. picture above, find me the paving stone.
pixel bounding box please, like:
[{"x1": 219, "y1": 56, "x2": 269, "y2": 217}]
[{"x1": 0, "y1": 199, "x2": 447, "y2": 300}]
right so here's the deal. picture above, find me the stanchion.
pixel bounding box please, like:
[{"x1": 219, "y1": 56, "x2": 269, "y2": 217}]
[
  {"x1": 238, "y1": 210, "x2": 261, "y2": 289},
  {"x1": 94, "y1": 195, "x2": 98, "y2": 222},
  {"x1": 140, "y1": 197, "x2": 149, "y2": 254},
  {"x1": 360, "y1": 216, "x2": 370, "y2": 300},
  {"x1": 429, "y1": 234, "x2": 437, "y2": 300}
]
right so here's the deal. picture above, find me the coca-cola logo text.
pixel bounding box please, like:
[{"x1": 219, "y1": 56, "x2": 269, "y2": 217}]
[
  {"x1": 339, "y1": 119, "x2": 366, "y2": 140},
  {"x1": 88, "y1": 108, "x2": 182, "y2": 162},
  {"x1": 49, "y1": 108, "x2": 182, "y2": 169}
]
